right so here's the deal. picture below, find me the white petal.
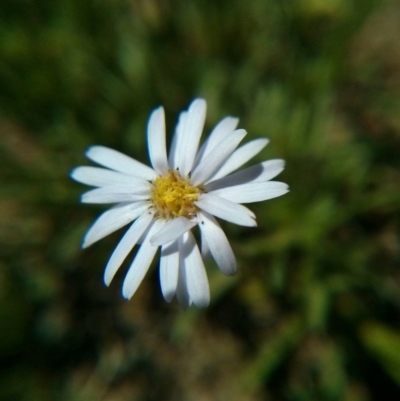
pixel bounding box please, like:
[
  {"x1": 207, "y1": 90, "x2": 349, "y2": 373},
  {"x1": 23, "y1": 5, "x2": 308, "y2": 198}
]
[
  {"x1": 71, "y1": 166, "x2": 151, "y2": 188},
  {"x1": 159, "y1": 240, "x2": 179, "y2": 302},
  {"x1": 169, "y1": 111, "x2": 187, "y2": 170},
  {"x1": 193, "y1": 116, "x2": 239, "y2": 169},
  {"x1": 150, "y1": 216, "x2": 197, "y2": 246},
  {"x1": 85, "y1": 146, "x2": 157, "y2": 181},
  {"x1": 198, "y1": 211, "x2": 237, "y2": 276},
  {"x1": 200, "y1": 228, "x2": 211, "y2": 261},
  {"x1": 81, "y1": 186, "x2": 151, "y2": 204},
  {"x1": 175, "y1": 99, "x2": 207, "y2": 176},
  {"x1": 209, "y1": 181, "x2": 289, "y2": 203},
  {"x1": 103, "y1": 210, "x2": 155, "y2": 286},
  {"x1": 135, "y1": 220, "x2": 152, "y2": 245},
  {"x1": 190, "y1": 129, "x2": 247, "y2": 186},
  {"x1": 195, "y1": 193, "x2": 256, "y2": 227},
  {"x1": 122, "y1": 219, "x2": 164, "y2": 299},
  {"x1": 176, "y1": 256, "x2": 191, "y2": 309},
  {"x1": 147, "y1": 106, "x2": 169, "y2": 175},
  {"x1": 179, "y1": 232, "x2": 210, "y2": 307},
  {"x1": 208, "y1": 138, "x2": 269, "y2": 181},
  {"x1": 83, "y1": 201, "x2": 150, "y2": 248},
  {"x1": 205, "y1": 159, "x2": 285, "y2": 191}
]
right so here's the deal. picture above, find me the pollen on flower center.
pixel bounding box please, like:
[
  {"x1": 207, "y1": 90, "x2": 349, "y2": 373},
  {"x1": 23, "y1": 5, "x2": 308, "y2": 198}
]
[{"x1": 151, "y1": 171, "x2": 201, "y2": 219}]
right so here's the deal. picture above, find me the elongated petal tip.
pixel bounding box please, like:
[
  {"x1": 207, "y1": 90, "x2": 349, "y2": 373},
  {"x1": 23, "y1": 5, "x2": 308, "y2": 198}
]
[
  {"x1": 190, "y1": 98, "x2": 207, "y2": 108},
  {"x1": 70, "y1": 167, "x2": 81, "y2": 181},
  {"x1": 104, "y1": 274, "x2": 112, "y2": 287},
  {"x1": 104, "y1": 267, "x2": 115, "y2": 287},
  {"x1": 86, "y1": 144, "x2": 106, "y2": 153},
  {"x1": 194, "y1": 297, "x2": 210, "y2": 308},
  {"x1": 82, "y1": 235, "x2": 98, "y2": 249},
  {"x1": 164, "y1": 294, "x2": 174, "y2": 303},
  {"x1": 85, "y1": 145, "x2": 98, "y2": 157},
  {"x1": 225, "y1": 269, "x2": 238, "y2": 277},
  {"x1": 259, "y1": 138, "x2": 269, "y2": 147}
]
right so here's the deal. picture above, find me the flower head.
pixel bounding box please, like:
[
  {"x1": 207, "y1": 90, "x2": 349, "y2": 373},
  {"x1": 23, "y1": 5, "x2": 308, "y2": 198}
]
[{"x1": 71, "y1": 99, "x2": 288, "y2": 308}]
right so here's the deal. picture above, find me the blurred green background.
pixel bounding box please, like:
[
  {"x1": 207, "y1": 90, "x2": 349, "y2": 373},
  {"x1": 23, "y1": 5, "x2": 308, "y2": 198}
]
[{"x1": 1, "y1": 0, "x2": 400, "y2": 400}]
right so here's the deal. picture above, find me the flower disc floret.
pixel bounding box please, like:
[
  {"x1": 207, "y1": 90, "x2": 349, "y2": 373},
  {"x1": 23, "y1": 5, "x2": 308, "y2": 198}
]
[{"x1": 151, "y1": 171, "x2": 201, "y2": 219}]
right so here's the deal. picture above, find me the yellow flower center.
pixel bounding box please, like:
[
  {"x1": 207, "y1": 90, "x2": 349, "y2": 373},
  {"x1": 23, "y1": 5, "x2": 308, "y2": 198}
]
[{"x1": 151, "y1": 171, "x2": 201, "y2": 219}]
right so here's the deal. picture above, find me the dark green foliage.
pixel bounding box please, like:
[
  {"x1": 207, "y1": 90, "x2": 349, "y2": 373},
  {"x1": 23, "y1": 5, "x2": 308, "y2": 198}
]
[{"x1": 1, "y1": 0, "x2": 400, "y2": 400}]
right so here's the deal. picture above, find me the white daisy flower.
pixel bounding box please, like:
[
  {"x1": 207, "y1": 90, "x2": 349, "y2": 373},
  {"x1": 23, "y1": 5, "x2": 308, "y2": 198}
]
[{"x1": 71, "y1": 98, "x2": 288, "y2": 308}]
